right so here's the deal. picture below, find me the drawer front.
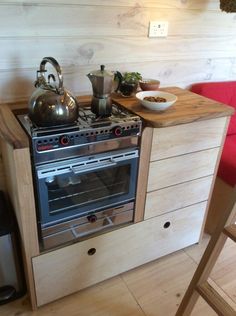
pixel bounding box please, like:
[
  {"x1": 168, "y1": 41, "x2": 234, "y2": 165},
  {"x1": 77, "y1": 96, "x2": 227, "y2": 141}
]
[
  {"x1": 148, "y1": 147, "x2": 219, "y2": 192},
  {"x1": 33, "y1": 202, "x2": 206, "y2": 306},
  {"x1": 151, "y1": 117, "x2": 227, "y2": 161},
  {"x1": 145, "y1": 176, "x2": 213, "y2": 219}
]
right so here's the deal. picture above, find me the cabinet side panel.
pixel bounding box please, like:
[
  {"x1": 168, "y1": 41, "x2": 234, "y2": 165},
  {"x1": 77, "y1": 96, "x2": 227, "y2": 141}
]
[
  {"x1": 1, "y1": 141, "x2": 39, "y2": 309},
  {"x1": 134, "y1": 126, "x2": 153, "y2": 222}
]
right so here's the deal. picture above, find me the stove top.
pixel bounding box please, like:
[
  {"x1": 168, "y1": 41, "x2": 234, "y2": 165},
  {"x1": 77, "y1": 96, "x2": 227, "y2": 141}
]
[
  {"x1": 17, "y1": 103, "x2": 141, "y2": 138},
  {"x1": 16, "y1": 103, "x2": 142, "y2": 165}
]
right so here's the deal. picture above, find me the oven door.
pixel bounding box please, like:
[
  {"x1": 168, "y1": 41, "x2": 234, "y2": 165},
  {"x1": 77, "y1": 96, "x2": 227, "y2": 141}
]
[{"x1": 35, "y1": 148, "x2": 139, "y2": 227}]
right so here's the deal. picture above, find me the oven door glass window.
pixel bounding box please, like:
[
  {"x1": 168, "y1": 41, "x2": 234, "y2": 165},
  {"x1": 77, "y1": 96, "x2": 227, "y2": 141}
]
[
  {"x1": 36, "y1": 150, "x2": 139, "y2": 226},
  {"x1": 47, "y1": 164, "x2": 130, "y2": 214}
]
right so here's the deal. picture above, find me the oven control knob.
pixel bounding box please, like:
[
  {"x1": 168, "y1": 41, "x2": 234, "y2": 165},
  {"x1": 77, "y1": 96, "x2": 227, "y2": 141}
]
[
  {"x1": 59, "y1": 135, "x2": 70, "y2": 146},
  {"x1": 87, "y1": 214, "x2": 97, "y2": 223},
  {"x1": 113, "y1": 126, "x2": 122, "y2": 136}
]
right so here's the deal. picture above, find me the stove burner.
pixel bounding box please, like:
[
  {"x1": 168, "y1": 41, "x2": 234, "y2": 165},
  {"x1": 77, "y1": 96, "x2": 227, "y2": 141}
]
[
  {"x1": 16, "y1": 102, "x2": 142, "y2": 165},
  {"x1": 30, "y1": 118, "x2": 78, "y2": 131},
  {"x1": 78, "y1": 104, "x2": 134, "y2": 124}
]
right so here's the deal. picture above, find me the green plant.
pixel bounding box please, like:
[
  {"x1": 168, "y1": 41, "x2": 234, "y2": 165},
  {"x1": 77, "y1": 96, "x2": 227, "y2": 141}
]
[{"x1": 122, "y1": 72, "x2": 142, "y2": 84}]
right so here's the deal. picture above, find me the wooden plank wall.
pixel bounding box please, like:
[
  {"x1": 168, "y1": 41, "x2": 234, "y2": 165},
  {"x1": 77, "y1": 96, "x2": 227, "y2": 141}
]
[{"x1": 0, "y1": 0, "x2": 236, "y2": 187}]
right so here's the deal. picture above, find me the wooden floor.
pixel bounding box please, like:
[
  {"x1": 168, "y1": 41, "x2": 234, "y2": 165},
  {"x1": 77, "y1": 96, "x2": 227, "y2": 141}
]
[{"x1": 0, "y1": 234, "x2": 235, "y2": 316}]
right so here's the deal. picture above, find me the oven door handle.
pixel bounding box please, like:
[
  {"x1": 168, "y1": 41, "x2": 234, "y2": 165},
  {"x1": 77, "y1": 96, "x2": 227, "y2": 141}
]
[
  {"x1": 70, "y1": 216, "x2": 114, "y2": 239},
  {"x1": 71, "y1": 159, "x2": 117, "y2": 174}
]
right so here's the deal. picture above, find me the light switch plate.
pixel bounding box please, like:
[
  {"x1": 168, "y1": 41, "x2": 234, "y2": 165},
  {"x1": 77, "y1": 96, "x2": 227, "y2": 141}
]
[{"x1": 148, "y1": 21, "x2": 169, "y2": 37}]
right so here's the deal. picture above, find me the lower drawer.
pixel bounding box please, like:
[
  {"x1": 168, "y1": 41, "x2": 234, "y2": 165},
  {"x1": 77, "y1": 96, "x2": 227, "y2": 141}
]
[{"x1": 33, "y1": 201, "x2": 207, "y2": 306}]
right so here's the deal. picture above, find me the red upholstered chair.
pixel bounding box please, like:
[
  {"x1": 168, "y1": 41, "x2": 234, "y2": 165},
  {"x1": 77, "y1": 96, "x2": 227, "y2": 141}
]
[
  {"x1": 190, "y1": 82, "x2": 236, "y2": 233},
  {"x1": 190, "y1": 81, "x2": 236, "y2": 187}
]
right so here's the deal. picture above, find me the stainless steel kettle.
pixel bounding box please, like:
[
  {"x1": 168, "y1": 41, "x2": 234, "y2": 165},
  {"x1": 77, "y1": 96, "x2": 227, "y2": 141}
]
[
  {"x1": 87, "y1": 65, "x2": 117, "y2": 117},
  {"x1": 28, "y1": 57, "x2": 78, "y2": 127}
]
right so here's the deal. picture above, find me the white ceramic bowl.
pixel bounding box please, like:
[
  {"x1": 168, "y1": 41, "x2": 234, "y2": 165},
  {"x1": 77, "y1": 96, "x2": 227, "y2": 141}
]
[{"x1": 136, "y1": 91, "x2": 177, "y2": 111}]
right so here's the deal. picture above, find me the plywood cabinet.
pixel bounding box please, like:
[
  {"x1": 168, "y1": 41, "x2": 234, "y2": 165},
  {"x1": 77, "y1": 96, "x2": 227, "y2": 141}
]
[
  {"x1": 32, "y1": 116, "x2": 229, "y2": 307},
  {"x1": 144, "y1": 117, "x2": 228, "y2": 245},
  {"x1": 0, "y1": 88, "x2": 232, "y2": 309}
]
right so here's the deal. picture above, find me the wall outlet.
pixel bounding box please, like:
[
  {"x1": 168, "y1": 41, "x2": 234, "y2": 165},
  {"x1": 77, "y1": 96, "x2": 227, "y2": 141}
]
[{"x1": 148, "y1": 21, "x2": 168, "y2": 38}]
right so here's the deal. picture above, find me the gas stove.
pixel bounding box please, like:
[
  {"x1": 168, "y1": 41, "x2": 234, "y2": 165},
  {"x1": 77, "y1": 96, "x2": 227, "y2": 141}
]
[
  {"x1": 17, "y1": 103, "x2": 142, "y2": 165},
  {"x1": 16, "y1": 103, "x2": 142, "y2": 250}
]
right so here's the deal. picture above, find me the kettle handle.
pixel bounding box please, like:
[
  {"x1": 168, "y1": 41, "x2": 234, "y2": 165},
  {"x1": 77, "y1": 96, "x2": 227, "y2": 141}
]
[
  {"x1": 38, "y1": 57, "x2": 64, "y2": 93},
  {"x1": 114, "y1": 71, "x2": 123, "y2": 93}
]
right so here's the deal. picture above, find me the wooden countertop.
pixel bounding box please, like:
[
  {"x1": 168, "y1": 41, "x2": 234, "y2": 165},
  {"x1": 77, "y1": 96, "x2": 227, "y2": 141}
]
[
  {"x1": 0, "y1": 86, "x2": 234, "y2": 149},
  {"x1": 112, "y1": 86, "x2": 235, "y2": 128}
]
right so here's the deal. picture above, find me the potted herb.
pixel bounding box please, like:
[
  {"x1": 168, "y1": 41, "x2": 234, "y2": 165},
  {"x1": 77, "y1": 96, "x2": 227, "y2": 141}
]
[{"x1": 116, "y1": 71, "x2": 142, "y2": 97}]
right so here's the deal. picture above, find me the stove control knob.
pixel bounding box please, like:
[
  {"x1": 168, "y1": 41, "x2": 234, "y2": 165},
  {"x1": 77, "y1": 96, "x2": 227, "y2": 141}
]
[
  {"x1": 87, "y1": 214, "x2": 97, "y2": 223},
  {"x1": 113, "y1": 126, "x2": 122, "y2": 137},
  {"x1": 60, "y1": 135, "x2": 70, "y2": 146}
]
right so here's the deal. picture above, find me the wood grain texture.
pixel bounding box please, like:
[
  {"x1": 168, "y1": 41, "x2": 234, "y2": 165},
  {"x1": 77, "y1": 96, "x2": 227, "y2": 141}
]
[
  {"x1": 0, "y1": 140, "x2": 39, "y2": 309},
  {"x1": 0, "y1": 1, "x2": 221, "y2": 10},
  {"x1": 4, "y1": 235, "x2": 235, "y2": 316},
  {"x1": 0, "y1": 104, "x2": 28, "y2": 148},
  {"x1": 112, "y1": 87, "x2": 234, "y2": 128},
  {"x1": 2, "y1": 36, "x2": 236, "y2": 71},
  {"x1": 147, "y1": 147, "x2": 219, "y2": 192},
  {"x1": 224, "y1": 224, "x2": 236, "y2": 242},
  {"x1": 175, "y1": 187, "x2": 236, "y2": 315},
  {"x1": 0, "y1": 1, "x2": 236, "y2": 103},
  {"x1": 145, "y1": 176, "x2": 213, "y2": 219},
  {"x1": 33, "y1": 202, "x2": 206, "y2": 306},
  {"x1": 205, "y1": 177, "x2": 234, "y2": 234},
  {"x1": 196, "y1": 281, "x2": 236, "y2": 316},
  {"x1": 134, "y1": 126, "x2": 153, "y2": 222},
  {"x1": 1, "y1": 58, "x2": 236, "y2": 103},
  {"x1": 150, "y1": 117, "x2": 227, "y2": 161},
  {"x1": 0, "y1": 4, "x2": 235, "y2": 38}
]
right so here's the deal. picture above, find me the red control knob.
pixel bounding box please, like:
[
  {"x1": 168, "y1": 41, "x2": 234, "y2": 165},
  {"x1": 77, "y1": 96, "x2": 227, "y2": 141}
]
[
  {"x1": 114, "y1": 126, "x2": 122, "y2": 136},
  {"x1": 87, "y1": 214, "x2": 97, "y2": 223},
  {"x1": 60, "y1": 135, "x2": 70, "y2": 146}
]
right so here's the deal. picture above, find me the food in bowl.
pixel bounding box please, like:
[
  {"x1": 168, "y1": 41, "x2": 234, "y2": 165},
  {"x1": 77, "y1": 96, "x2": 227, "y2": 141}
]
[
  {"x1": 139, "y1": 79, "x2": 160, "y2": 91},
  {"x1": 136, "y1": 91, "x2": 177, "y2": 111},
  {"x1": 143, "y1": 96, "x2": 167, "y2": 103}
]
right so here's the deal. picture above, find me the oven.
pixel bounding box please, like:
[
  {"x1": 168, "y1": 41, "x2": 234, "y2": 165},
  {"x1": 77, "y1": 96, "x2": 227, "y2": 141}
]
[
  {"x1": 16, "y1": 104, "x2": 142, "y2": 250},
  {"x1": 36, "y1": 148, "x2": 138, "y2": 227},
  {"x1": 36, "y1": 148, "x2": 139, "y2": 249}
]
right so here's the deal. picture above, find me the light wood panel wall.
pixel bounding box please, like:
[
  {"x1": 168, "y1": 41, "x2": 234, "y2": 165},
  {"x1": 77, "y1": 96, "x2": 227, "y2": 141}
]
[
  {"x1": 0, "y1": 0, "x2": 236, "y2": 103},
  {"x1": 0, "y1": 0, "x2": 235, "y2": 188}
]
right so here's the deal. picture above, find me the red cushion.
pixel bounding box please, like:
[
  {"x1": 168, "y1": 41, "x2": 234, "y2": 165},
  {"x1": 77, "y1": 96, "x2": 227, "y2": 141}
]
[
  {"x1": 217, "y1": 135, "x2": 236, "y2": 187},
  {"x1": 190, "y1": 82, "x2": 236, "y2": 135}
]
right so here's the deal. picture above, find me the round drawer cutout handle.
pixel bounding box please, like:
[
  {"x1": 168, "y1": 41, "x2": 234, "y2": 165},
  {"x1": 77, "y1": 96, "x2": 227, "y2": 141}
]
[
  {"x1": 163, "y1": 221, "x2": 171, "y2": 229},
  {"x1": 88, "y1": 248, "x2": 96, "y2": 256}
]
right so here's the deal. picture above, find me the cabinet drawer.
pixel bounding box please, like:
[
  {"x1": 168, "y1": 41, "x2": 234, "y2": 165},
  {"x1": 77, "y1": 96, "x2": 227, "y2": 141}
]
[
  {"x1": 151, "y1": 117, "x2": 227, "y2": 161},
  {"x1": 33, "y1": 202, "x2": 206, "y2": 306},
  {"x1": 148, "y1": 147, "x2": 219, "y2": 192},
  {"x1": 145, "y1": 176, "x2": 213, "y2": 219}
]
